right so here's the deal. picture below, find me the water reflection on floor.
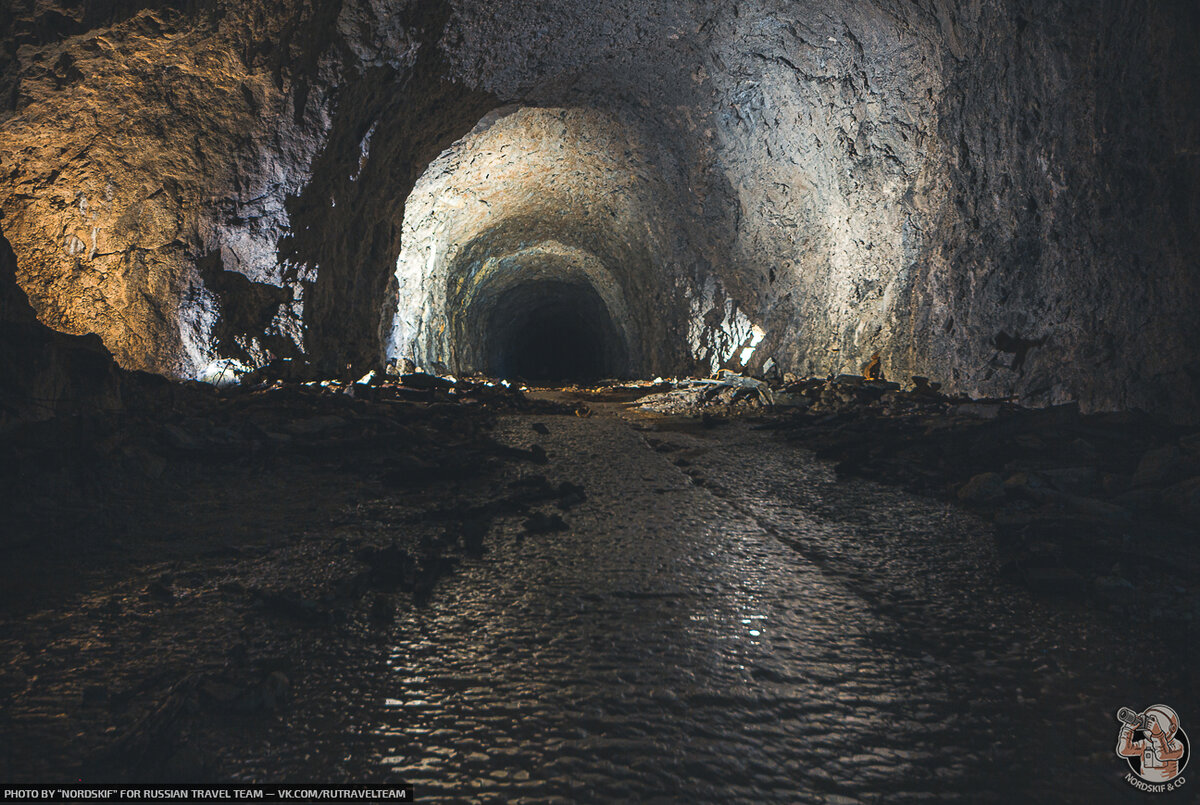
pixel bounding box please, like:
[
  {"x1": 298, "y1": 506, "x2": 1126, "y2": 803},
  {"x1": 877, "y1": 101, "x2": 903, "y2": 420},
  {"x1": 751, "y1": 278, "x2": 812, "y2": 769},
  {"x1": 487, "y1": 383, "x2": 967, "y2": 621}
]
[{"x1": 369, "y1": 416, "x2": 1174, "y2": 803}]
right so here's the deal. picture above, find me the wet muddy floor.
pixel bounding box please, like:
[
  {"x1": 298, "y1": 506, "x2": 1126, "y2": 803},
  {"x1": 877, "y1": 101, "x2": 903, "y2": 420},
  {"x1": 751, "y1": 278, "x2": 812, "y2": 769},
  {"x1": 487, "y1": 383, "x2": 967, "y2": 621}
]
[
  {"x1": 1, "y1": 395, "x2": 1195, "y2": 803},
  {"x1": 365, "y1": 411, "x2": 1192, "y2": 802}
]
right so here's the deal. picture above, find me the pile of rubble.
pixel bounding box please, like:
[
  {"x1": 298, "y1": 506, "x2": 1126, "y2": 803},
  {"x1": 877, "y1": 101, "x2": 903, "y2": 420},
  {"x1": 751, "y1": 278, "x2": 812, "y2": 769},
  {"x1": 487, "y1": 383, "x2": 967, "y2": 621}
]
[
  {"x1": 629, "y1": 372, "x2": 777, "y2": 414},
  {"x1": 629, "y1": 370, "x2": 951, "y2": 418}
]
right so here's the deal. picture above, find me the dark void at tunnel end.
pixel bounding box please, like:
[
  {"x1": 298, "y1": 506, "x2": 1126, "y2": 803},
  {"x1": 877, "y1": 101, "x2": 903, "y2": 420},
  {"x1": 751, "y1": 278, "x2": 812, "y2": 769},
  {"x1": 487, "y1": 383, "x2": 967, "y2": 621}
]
[{"x1": 482, "y1": 279, "x2": 629, "y2": 383}]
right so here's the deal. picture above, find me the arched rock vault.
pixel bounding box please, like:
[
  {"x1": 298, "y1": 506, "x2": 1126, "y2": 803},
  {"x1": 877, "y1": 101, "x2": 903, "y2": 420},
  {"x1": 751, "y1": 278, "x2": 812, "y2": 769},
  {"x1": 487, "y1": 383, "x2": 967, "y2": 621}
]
[
  {"x1": 386, "y1": 106, "x2": 683, "y2": 379},
  {"x1": 0, "y1": 0, "x2": 1197, "y2": 414}
]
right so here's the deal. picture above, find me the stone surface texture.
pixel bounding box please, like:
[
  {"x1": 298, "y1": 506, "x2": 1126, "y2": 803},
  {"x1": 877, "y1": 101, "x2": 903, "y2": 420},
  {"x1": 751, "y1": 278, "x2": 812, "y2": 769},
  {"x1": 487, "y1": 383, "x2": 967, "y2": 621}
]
[{"x1": 0, "y1": 0, "x2": 1197, "y2": 415}]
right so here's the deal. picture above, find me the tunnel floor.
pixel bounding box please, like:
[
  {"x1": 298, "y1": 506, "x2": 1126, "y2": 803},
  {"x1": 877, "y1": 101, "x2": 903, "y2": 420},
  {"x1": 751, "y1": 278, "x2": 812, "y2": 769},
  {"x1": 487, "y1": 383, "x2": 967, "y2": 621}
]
[
  {"x1": 0, "y1": 385, "x2": 1193, "y2": 801},
  {"x1": 363, "y1": 413, "x2": 1184, "y2": 802}
]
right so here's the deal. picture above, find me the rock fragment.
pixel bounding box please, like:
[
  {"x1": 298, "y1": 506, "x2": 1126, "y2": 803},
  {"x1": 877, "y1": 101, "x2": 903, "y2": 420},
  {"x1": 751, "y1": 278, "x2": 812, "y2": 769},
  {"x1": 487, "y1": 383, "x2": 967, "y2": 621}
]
[
  {"x1": 523, "y1": 512, "x2": 569, "y2": 535},
  {"x1": 957, "y1": 472, "x2": 1006, "y2": 504}
]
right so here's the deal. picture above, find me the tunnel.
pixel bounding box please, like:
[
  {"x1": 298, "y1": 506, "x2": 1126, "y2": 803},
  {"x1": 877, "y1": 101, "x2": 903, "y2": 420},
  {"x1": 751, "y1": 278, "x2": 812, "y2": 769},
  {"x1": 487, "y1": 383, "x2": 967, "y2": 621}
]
[
  {"x1": 2, "y1": 0, "x2": 1200, "y2": 800},
  {"x1": 387, "y1": 107, "x2": 678, "y2": 381},
  {"x1": 481, "y1": 279, "x2": 629, "y2": 382}
]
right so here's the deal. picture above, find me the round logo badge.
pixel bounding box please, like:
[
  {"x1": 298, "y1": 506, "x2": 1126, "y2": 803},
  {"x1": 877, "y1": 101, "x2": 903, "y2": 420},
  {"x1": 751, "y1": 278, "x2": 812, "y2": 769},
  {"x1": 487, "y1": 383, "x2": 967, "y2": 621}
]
[{"x1": 1116, "y1": 705, "x2": 1189, "y2": 793}]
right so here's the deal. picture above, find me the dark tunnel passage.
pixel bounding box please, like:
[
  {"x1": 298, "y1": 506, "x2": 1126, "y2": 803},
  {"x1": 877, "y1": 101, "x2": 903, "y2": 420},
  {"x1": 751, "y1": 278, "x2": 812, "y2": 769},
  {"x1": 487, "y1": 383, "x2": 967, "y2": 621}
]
[{"x1": 483, "y1": 279, "x2": 629, "y2": 382}]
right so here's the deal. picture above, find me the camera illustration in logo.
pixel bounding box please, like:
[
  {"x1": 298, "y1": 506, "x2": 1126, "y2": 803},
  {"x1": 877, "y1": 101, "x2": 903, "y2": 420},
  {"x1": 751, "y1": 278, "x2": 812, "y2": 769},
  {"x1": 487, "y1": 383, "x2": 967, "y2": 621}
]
[{"x1": 1116, "y1": 705, "x2": 1189, "y2": 785}]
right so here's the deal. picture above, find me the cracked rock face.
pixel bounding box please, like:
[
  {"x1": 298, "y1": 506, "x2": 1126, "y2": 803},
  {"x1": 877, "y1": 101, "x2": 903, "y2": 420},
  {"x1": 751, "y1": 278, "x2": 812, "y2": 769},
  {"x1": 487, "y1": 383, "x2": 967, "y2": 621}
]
[
  {"x1": 0, "y1": 2, "x2": 338, "y2": 376},
  {"x1": 1, "y1": 1, "x2": 1197, "y2": 415}
]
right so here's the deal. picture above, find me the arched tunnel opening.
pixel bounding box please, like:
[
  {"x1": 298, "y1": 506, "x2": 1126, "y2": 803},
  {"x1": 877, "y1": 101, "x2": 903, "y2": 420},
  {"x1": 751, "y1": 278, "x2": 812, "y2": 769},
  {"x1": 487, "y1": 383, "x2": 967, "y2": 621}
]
[
  {"x1": 388, "y1": 106, "x2": 680, "y2": 382},
  {"x1": 483, "y1": 279, "x2": 629, "y2": 382}
]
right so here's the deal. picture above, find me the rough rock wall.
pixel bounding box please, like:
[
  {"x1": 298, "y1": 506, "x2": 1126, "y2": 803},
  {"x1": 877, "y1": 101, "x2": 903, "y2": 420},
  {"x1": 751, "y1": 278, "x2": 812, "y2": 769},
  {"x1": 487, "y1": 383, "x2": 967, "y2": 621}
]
[
  {"x1": 280, "y1": 12, "x2": 495, "y2": 376},
  {"x1": 0, "y1": 0, "x2": 449, "y2": 379},
  {"x1": 1, "y1": 1, "x2": 331, "y2": 376},
  {"x1": 694, "y1": 0, "x2": 947, "y2": 379},
  {"x1": 433, "y1": 0, "x2": 947, "y2": 378},
  {"x1": 440, "y1": 0, "x2": 1200, "y2": 414},
  {"x1": 912, "y1": 0, "x2": 1200, "y2": 416},
  {"x1": 0, "y1": 0, "x2": 1197, "y2": 416}
]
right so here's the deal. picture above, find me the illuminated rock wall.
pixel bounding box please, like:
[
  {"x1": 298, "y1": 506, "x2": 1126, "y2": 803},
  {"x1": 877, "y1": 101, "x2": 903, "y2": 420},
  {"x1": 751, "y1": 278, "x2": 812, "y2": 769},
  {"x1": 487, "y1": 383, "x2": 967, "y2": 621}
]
[{"x1": 0, "y1": 1, "x2": 1197, "y2": 414}]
